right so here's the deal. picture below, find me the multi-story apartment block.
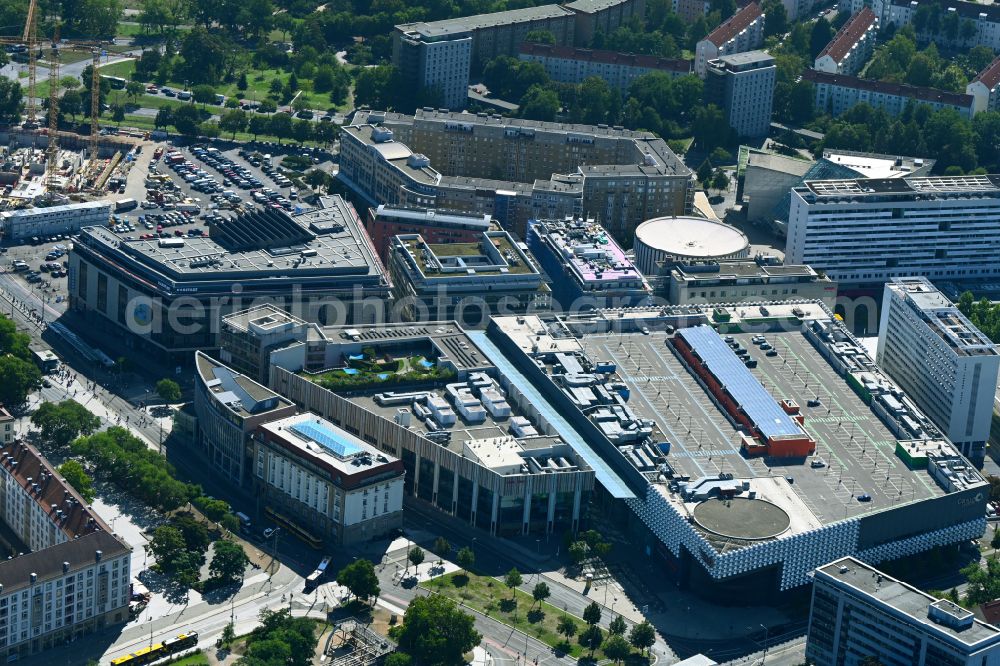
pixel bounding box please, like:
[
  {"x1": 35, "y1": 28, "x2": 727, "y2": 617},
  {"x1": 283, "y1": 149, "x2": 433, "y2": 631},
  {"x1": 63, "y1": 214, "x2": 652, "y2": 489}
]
[
  {"x1": 253, "y1": 413, "x2": 406, "y2": 546},
  {"x1": 877, "y1": 277, "x2": 1000, "y2": 466},
  {"x1": 193, "y1": 351, "x2": 297, "y2": 487},
  {"x1": 388, "y1": 230, "x2": 550, "y2": 324},
  {"x1": 803, "y1": 69, "x2": 977, "y2": 118},
  {"x1": 393, "y1": 0, "x2": 645, "y2": 108},
  {"x1": 518, "y1": 43, "x2": 691, "y2": 93},
  {"x1": 365, "y1": 205, "x2": 493, "y2": 263},
  {"x1": 785, "y1": 175, "x2": 1000, "y2": 286},
  {"x1": 874, "y1": 0, "x2": 1000, "y2": 51},
  {"x1": 807, "y1": 557, "x2": 1000, "y2": 665},
  {"x1": 695, "y1": 2, "x2": 765, "y2": 77},
  {"x1": 967, "y1": 54, "x2": 1000, "y2": 115},
  {"x1": 526, "y1": 216, "x2": 651, "y2": 309},
  {"x1": 814, "y1": 8, "x2": 878, "y2": 75},
  {"x1": 0, "y1": 440, "x2": 131, "y2": 661},
  {"x1": 675, "y1": 0, "x2": 710, "y2": 22},
  {"x1": 705, "y1": 51, "x2": 776, "y2": 138},
  {"x1": 665, "y1": 259, "x2": 837, "y2": 308},
  {"x1": 338, "y1": 109, "x2": 693, "y2": 243},
  {"x1": 0, "y1": 408, "x2": 11, "y2": 446}
]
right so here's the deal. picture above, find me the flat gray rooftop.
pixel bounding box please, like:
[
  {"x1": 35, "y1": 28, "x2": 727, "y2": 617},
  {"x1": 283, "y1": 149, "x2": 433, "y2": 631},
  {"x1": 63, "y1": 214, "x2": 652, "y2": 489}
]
[
  {"x1": 396, "y1": 5, "x2": 574, "y2": 38},
  {"x1": 79, "y1": 196, "x2": 382, "y2": 281},
  {"x1": 819, "y1": 557, "x2": 1000, "y2": 647},
  {"x1": 322, "y1": 322, "x2": 494, "y2": 371},
  {"x1": 575, "y1": 329, "x2": 945, "y2": 525}
]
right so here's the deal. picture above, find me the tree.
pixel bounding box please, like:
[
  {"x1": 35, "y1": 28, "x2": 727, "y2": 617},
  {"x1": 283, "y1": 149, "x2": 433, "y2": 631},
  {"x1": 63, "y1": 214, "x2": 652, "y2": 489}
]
[
  {"x1": 433, "y1": 537, "x2": 450, "y2": 557},
  {"x1": 221, "y1": 621, "x2": 236, "y2": 647},
  {"x1": 532, "y1": 582, "x2": 550, "y2": 608},
  {"x1": 810, "y1": 18, "x2": 834, "y2": 60},
  {"x1": 568, "y1": 540, "x2": 588, "y2": 564},
  {"x1": 392, "y1": 595, "x2": 481, "y2": 666},
  {"x1": 248, "y1": 114, "x2": 269, "y2": 139},
  {"x1": 336, "y1": 559, "x2": 380, "y2": 604},
  {"x1": 763, "y1": 0, "x2": 787, "y2": 37},
  {"x1": 0, "y1": 316, "x2": 31, "y2": 360},
  {"x1": 149, "y1": 524, "x2": 186, "y2": 568},
  {"x1": 237, "y1": 72, "x2": 248, "y2": 91},
  {"x1": 154, "y1": 106, "x2": 173, "y2": 130},
  {"x1": 61, "y1": 89, "x2": 83, "y2": 120},
  {"x1": 171, "y1": 104, "x2": 201, "y2": 135},
  {"x1": 524, "y1": 29, "x2": 556, "y2": 44},
  {"x1": 557, "y1": 615, "x2": 578, "y2": 642},
  {"x1": 173, "y1": 514, "x2": 210, "y2": 554},
  {"x1": 210, "y1": 539, "x2": 249, "y2": 583},
  {"x1": 31, "y1": 401, "x2": 101, "y2": 448},
  {"x1": 156, "y1": 378, "x2": 181, "y2": 402},
  {"x1": 583, "y1": 601, "x2": 602, "y2": 626},
  {"x1": 609, "y1": 615, "x2": 628, "y2": 636},
  {"x1": 384, "y1": 654, "x2": 412, "y2": 666},
  {"x1": 630, "y1": 621, "x2": 656, "y2": 655},
  {"x1": 180, "y1": 28, "x2": 228, "y2": 85},
  {"x1": 125, "y1": 80, "x2": 144, "y2": 104},
  {"x1": 456, "y1": 546, "x2": 474, "y2": 573},
  {"x1": 219, "y1": 109, "x2": 248, "y2": 138},
  {"x1": 692, "y1": 105, "x2": 729, "y2": 150},
  {"x1": 58, "y1": 460, "x2": 95, "y2": 502},
  {"x1": 268, "y1": 112, "x2": 293, "y2": 144},
  {"x1": 519, "y1": 85, "x2": 559, "y2": 121},
  {"x1": 712, "y1": 169, "x2": 730, "y2": 192},
  {"x1": 407, "y1": 545, "x2": 425, "y2": 571},
  {"x1": 505, "y1": 568, "x2": 523, "y2": 599},
  {"x1": 0, "y1": 356, "x2": 41, "y2": 406},
  {"x1": 579, "y1": 625, "x2": 603, "y2": 657},
  {"x1": 192, "y1": 84, "x2": 217, "y2": 106},
  {"x1": 111, "y1": 104, "x2": 125, "y2": 126},
  {"x1": 240, "y1": 608, "x2": 318, "y2": 666},
  {"x1": 603, "y1": 634, "x2": 631, "y2": 664}
]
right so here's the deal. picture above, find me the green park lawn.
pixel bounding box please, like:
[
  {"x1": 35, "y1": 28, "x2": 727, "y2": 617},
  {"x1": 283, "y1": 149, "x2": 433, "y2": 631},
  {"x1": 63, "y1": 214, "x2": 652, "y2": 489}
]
[
  {"x1": 164, "y1": 653, "x2": 209, "y2": 666},
  {"x1": 421, "y1": 571, "x2": 610, "y2": 660}
]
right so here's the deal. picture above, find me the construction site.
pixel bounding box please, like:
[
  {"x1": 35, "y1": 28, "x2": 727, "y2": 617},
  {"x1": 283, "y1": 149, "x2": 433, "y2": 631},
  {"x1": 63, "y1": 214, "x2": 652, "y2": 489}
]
[{"x1": 0, "y1": 0, "x2": 138, "y2": 215}]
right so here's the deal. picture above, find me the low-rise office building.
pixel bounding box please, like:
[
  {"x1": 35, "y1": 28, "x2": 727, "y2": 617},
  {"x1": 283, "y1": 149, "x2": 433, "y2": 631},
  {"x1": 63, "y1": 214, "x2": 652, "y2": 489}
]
[
  {"x1": 366, "y1": 205, "x2": 493, "y2": 263},
  {"x1": 0, "y1": 201, "x2": 111, "y2": 242},
  {"x1": 665, "y1": 259, "x2": 837, "y2": 308},
  {"x1": 388, "y1": 230, "x2": 550, "y2": 325},
  {"x1": 705, "y1": 50, "x2": 775, "y2": 138},
  {"x1": 219, "y1": 305, "x2": 321, "y2": 385},
  {"x1": 877, "y1": 277, "x2": 1000, "y2": 466},
  {"x1": 518, "y1": 42, "x2": 691, "y2": 93},
  {"x1": 193, "y1": 351, "x2": 297, "y2": 487},
  {"x1": 785, "y1": 174, "x2": 1000, "y2": 286},
  {"x1": 69, "y1": 196, "x2": 389, "y2": 367},
  {"x1": 695, "y1": 2, "x2": 764, "y2": 77},
  {"x1": 228, "y1": 321, "x2": 596, "y2": 537},
  {"x1": 813, "y1": 8, "x2": 878, "y2": 76},
  {"x1": 338, "y1": 109, "x2": 692, "y2": 244},
  {"x1": 252, "y1": 413, "x2": 405, "y2": 546},
  {"x1": 807, "y1": 557, "x2": 1000, "y2": 665},
  {"x1": 526, "y1": 216, "x2": 651, "y2": 309},
  {"x1": 804, "y1": 68, "x2": 977, "y2": 119},
  {"x1": 967, "y1": 54, "x2": 1000, "y2": 115},
  {"x1": 0, "y1": 440, "x2": 131, "y2": 661}
]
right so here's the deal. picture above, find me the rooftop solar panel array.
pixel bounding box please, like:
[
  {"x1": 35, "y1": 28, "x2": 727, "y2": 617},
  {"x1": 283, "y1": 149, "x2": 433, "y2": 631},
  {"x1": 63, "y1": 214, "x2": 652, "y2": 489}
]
[
  {"x1": 290, "y1": 421, "x2": 364, "y2": 458},
  {"x1": 677, "y1": 325, "x2": 804, "y2": 441}
]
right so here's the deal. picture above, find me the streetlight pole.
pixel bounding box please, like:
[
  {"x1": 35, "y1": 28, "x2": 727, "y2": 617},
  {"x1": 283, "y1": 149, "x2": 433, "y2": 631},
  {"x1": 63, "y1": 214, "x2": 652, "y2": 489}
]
[{"x1": 760, "y1": 623, "x2": 769, "y2": 663}]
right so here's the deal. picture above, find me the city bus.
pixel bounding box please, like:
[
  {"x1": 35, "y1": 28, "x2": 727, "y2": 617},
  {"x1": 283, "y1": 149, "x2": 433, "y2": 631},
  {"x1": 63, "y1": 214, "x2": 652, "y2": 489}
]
[
  {"x1": 32, "y1": 349, "x2": 59, "y2": 374},
  {"x1": 304, "y1": 555, "x2": 333, "y2": 591}
]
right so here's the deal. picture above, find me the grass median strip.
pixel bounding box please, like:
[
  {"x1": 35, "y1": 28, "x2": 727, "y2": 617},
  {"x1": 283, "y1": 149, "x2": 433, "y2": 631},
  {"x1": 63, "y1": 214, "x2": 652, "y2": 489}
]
[{"x1": 420, "y1": 571, "x2": 606, "y2": 660}]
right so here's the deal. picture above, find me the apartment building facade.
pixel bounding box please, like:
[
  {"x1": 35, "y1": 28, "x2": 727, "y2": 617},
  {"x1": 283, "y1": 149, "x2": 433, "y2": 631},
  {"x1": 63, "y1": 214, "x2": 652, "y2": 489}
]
[
  {"x1": 518, "y1": 42, "x2": 691, "y2": 94},
  {"x1": 877, "y1": 277, "x2": 1000, "y2": 466},
  {"x1": 705, "y1": 50, "x2": 776, "y2": 138},
  {"x1": 804, "y1": 69, "x2": 977, "y2": 118},
  {"x1": 967, "y1": 54, "x2": 1000, "y2": 115},
  {"x1": 785, "y1": 175, "x2": 1000, "y2": 286},
  {"x1": 813, "y1": 8, "x2": 878, "y2": 75},
  {"x1": 874, "y1": 0, "x2": 1000, "y2": 51},
  {"x1": 694, "y1": 2, "x2": 765, "y2": 77}
]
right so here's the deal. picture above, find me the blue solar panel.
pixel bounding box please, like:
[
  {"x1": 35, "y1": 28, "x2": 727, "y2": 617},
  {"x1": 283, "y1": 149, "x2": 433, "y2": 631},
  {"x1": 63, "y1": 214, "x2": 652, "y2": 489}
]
[
  {"x1": 678, "y1": 326, "x2": 803, "y2": 441},
  {"x1": 291, "y1": 421, "x2": 364, "y2": 457}
]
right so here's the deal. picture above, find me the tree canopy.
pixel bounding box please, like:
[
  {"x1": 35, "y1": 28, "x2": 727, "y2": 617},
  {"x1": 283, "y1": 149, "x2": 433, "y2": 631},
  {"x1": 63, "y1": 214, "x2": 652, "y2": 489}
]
[
  {"x1": 391, "y1": 594, "x2": 481, "y2": 666},
  {"x1": 31, "y1": 400, "x2": 101, "y2": 448}
]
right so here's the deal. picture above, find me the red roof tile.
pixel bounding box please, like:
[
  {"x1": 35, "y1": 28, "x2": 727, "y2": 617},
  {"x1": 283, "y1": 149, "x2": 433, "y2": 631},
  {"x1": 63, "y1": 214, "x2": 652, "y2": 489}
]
[
  {"x1": 817, "y1": 8, "x2": 877, "y2": 64},
  {"x1": 704, "y1": 2, "x2": 763, "y2": 47},
  {"x1": 518, "y1": 43, "x2": 691, "y2": 73},
  {"x1": 972, "y1": 54, "x2": 1000, "y2": 91}
]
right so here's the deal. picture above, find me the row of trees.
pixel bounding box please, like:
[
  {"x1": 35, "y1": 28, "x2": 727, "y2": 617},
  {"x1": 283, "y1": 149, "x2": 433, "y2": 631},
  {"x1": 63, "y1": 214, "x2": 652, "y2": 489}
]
[
  {"x1": 864, "y1": 28, "x2": 993, "y2": 94},
  {"x1": 0, "y1": 313, "x2": 40, "y2": 407},
  {"x1": 153, "y1": 105, "x2": 337, "y2": 144},
  {"x1": 554, "y1": 601, "x2": 656, "y2": 662},
  {"x1": 814, "y1": 104, "x2": 1000, "y2": 175},
  {"x1": 956, "y1": 293, "x2": 1000, "y2": 343},
  {"x1": 148, "y1": 512, "x2": 250, "y2": 588}
]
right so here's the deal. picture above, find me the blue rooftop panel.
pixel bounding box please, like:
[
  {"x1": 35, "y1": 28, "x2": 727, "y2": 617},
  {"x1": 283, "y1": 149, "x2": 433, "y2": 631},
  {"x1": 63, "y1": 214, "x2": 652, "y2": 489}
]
[
  {"x1": 678, "y1": 325, "x2": 803, "y2": 441},
  {"x1": 290, "y1": 421, "x2": 364, "y2": 458}
]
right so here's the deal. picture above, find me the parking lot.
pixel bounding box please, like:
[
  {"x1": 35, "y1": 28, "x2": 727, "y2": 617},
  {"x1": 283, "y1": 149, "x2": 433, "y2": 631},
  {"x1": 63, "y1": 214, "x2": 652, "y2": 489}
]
[{"x1": 576, "y1": 328, "x2": 944, "y2": 525}]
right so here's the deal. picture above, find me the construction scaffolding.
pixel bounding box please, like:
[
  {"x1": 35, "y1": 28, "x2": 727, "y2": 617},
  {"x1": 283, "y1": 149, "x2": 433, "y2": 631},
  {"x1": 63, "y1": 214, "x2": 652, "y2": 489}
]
[{"x1": 325, "y1": 618, "x2": 395, "y2": 666}]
